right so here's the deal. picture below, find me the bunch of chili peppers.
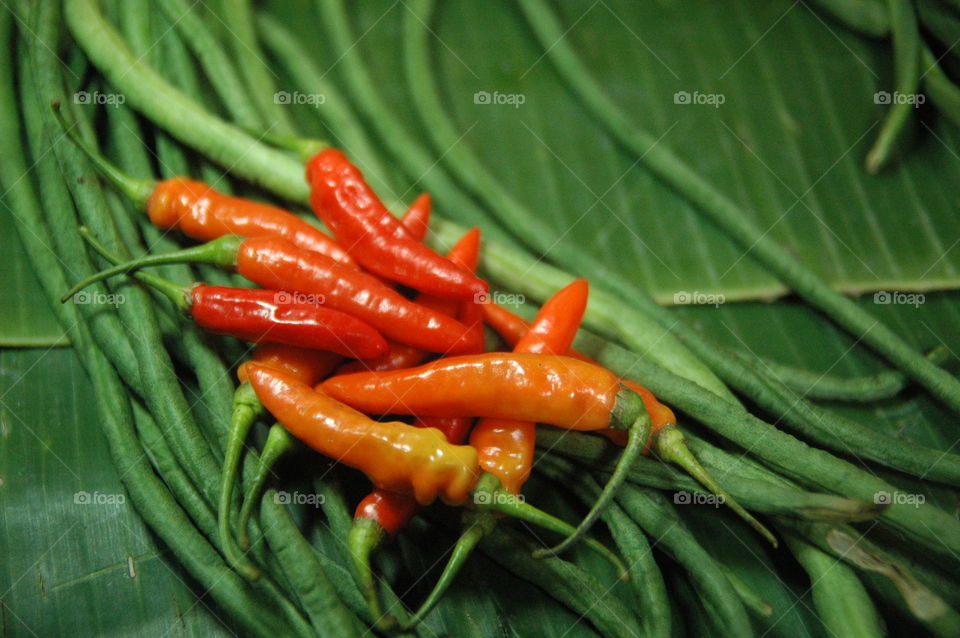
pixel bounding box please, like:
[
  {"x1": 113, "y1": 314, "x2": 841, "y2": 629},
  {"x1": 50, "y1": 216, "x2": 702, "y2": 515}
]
[{"x1": 63, "y1": 127, "x2": 772, "y2": 628}]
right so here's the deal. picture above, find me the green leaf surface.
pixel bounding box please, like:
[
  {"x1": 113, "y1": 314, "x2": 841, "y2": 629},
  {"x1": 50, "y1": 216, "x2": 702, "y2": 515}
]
[{"x1": 3, "y1": 0, "x2": 960, "y2": 636}]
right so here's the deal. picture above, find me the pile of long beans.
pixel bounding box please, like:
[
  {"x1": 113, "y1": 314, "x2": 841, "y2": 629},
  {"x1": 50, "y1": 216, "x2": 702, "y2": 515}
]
[{"x1": 3, "y1": 1, "x2": 959, "y2": 636}]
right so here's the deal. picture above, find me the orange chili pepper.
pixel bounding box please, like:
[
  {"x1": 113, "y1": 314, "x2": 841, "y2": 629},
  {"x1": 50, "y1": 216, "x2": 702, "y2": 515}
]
[
  {"x1": 404, "y1": 281, "x2": 591, "y2": 626},
  {"x1": 322, "y1": 353, "x2": 630, "y2": 430},
  {"x1": 481, "y1": 301, "x2": 676, "y2": 443},
  {"x1": 471, "y1": 279, "x2": 589, "y2": 495}
]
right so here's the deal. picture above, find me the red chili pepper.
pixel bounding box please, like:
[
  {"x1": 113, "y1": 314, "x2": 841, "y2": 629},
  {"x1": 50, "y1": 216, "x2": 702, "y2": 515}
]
[
  {"x1": 399, "y1": 193, "x2": 431, "y2": 242},
  {"x1": 306, "y1": 149, "x2": 487, "y2": 299},
  {"x1": 339, "y1": 228, "x2": 484, "y2": 373},
  {"x1": 67, "y1": 234, "x2": 482, "y2": 355}
]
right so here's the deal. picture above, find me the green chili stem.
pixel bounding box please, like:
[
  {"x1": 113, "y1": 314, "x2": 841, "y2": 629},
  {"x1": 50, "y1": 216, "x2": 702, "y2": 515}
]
[
  {"x1": 653, "y1": 426, "x2": 777, "y2": 547},
  {"x1": 237, "y1": 424, "x2": 296, "y2": 550},
  {"x1": 60, "y1": 233, "x2": 241, "y2": 302},
  {"x1": 536, "y1": 455, "x2": 671, "y2": 638},
  {"x1": 533, "y1": 391, "x2": 651, "y2": 557},
  {"x1": 51, "y1": 101, "x2": 154, "y2": 207},
  {"x1": 471, "y1": 473, "x2": 627, "y2": 579},
  {"x1": 535, "y1": 428, "x2": 885, "y2": 523},
  {"x1": 515, "y1": 0, "x2": 960, "y2": 417},
  {"x1": 219, "y1": 382, "x2": 265, "y2": 580},
  {"x1": 346, "y1": 516, "x2": 389, "y2": 627},
  {"x1": 401, "y1": 510, "x2": 497, "y2": 629}
]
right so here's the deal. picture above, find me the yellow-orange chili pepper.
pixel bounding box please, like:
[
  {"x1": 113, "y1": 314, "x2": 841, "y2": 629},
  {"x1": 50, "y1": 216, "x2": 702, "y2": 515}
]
[{"x1": 247, "y1": 363, "x2": 479, "y2": 505}]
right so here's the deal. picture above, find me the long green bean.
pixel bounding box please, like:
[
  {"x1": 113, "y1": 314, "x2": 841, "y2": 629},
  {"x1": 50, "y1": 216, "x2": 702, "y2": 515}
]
[
  {"x1": 537, "y1": 455, "x2": 671, "y2": 638},
  {"x1": 616, "y1": 488, "x2": 753, "y2": 638},
  {"x1": 535, "y1": 429, "x2": 883, "y2": 523},
  {"x1": 783, "y1": 532, "x2": 884, "y2": 638},
  {"x1": 217, "y1": 0, "x2": 295, "y2": 135},
  {"x1": 573, "y1": 331, "x2": 960, "y2": 559},
  {"x1": 153, "y1": 0, "x2": 263, "y2": 129},
  {"x1": 780, "y1": 518, "x2": 960, "y2": 637},
  {"x1": 730, "y1": 345, "x2": 949, "y2": 402},
  {"x1": 1, "y1": 9, "x2": 287, "y2": 634},
  {"x1": 864, "y1": 0, "x2": 920, "y2": 172}
]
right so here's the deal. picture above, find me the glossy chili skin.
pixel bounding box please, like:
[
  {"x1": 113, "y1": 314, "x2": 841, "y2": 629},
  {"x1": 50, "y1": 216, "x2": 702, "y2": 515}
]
[
  {"x1": 148, "y1": 177, "x2": 354, "y2": 266},
  {"x1": 471, "y1": 280, "x2": 588, "y2": 494},
  {"x1": 247, "y1": 364, "x2": 479, "y2": 505},
  {"x1": 237, "y1": 342, "x2": 342, "y2": 385},
  {"x1": 306, "y1": 149, "x2": 487, "y2": 300},
  {"x1": 352, "y1": 230, "x2": 485, "y2": 528},
  {"x1": 341, "y1": 228, "x2": 484, "y2": 374},
  {"x1": 235, "y1": 236, "x2": 482, "y2": 354},
  {"x1": 322, "y1": 353, "x2": 621, "y2": 431},
  {"x1": 354, "y1": 490, "x2": 420, "y2": 537},
  {"x1": 399, "y1": 193, "x2": 431, "y2": 242},
  {"x1": 189, "y1": 285, "x2": 387, "y2": 358},
  {"x1": 482, "y1": 301, "x2": 676, "y2": 444}
]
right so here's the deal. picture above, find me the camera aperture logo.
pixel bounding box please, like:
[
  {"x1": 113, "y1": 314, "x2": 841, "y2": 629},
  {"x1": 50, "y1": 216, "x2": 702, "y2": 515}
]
[
  {"x1": 873, "y1": 490, "x2": 925, "y2": 508},
  {"x1": 74, "y1": 491, "x2": 125, "y2": 505},
  {"x1": 274, "y1": 290, "x2": 326, "y2": 306},
  {"x1": 673, "y1": 90, "x2": 725, "y2": 108},
  {"x1": 474, "y1": 291, "x2": 525, "y2": 307},
  {"x1": 474, "y1": 90, "x2": 526, "y2": 108},
  {"x1": 673, "y1": 491, "x2": 725, "y2": 508},
  {"x1": 72, "y1": 290, "x2": 125, "y2": 308},
  {"x1": 874, "y1": 91, "x2": 925, "y2": 108},
  {"x1": 274, "y1": 491, "x2": 325, "y2": 507},
  {"x1": 873, "y1": 291, "x2": 924, "y2": 308},
  {"x1": 74, "y1": 90, "x2": 125, "y2": 107},
  {"x1": 474, "y1": 490, "x2": 525, "y2": 506},
  {"x1": 274, "y1": 90, "x2": 326, "y2": 107},
  {"x1": 673, "y1": 290, "x2": 725, "y2": 307}
]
